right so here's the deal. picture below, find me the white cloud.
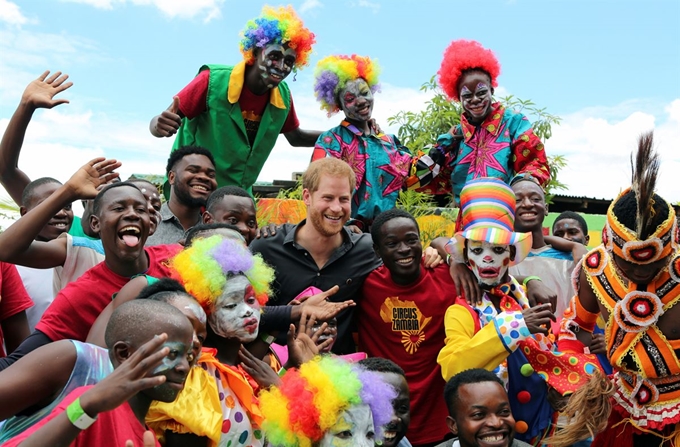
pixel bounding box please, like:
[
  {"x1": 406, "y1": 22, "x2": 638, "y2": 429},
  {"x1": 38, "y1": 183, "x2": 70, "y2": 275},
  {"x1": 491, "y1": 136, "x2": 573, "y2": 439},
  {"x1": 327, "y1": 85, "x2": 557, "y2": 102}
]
[
  {"x1": 59, "y1": 0, "x2": 224, "y2": 22},
  {"x1": 549, "y1": 99, "x2": 680, "y2": 202},
  {"x1": 0, "y1": 0, "x2": 29, "y2": 25},
  {"x1": 300, "y1": 0, "x2": 322, "y2": 13},
  {"x1": 357, "y1": 0, "x2": 380, "y2": 13}
]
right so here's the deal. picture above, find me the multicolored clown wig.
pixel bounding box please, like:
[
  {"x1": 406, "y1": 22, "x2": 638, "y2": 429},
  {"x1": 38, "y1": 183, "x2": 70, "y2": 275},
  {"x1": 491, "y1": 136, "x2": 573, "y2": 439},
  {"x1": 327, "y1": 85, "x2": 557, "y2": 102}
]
[
  {"x1": 313, "y1": 54, "x2": 381, "y2": 116},
  {"x1": 438, "y1": 39, "x2": 501, "y2": 101},
  {"x1": 240, "y1": 5, "x2": 316, "y2": 69},
  {"x1": 169, "y1": 235, "x2": 275, "y2": 312},
  {"x1": 260, "y1": 356, "x2": 397, "y2": 446}
]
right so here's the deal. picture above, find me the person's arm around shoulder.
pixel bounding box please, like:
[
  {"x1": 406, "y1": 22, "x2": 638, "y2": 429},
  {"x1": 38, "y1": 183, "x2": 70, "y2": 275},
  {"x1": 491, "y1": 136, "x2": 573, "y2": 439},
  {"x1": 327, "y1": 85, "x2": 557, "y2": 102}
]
[
  {"x1": 544, "y1": 235, "x2": 588, "y2": 261},
  {"x1": 0, "y1": 71, "x2": 72, "y2": 205},
  {"x1": 285, "y1": 127, "x2": 323, "y2": 147},
  {"x1": 0, "y1": 158, "x2": 120, "y2": 268}
]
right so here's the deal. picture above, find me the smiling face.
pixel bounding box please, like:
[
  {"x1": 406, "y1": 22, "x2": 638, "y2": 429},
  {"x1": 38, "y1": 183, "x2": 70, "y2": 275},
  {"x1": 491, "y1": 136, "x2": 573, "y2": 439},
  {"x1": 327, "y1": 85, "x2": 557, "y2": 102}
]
[
  {"x1": 131, "y1": 181, "x2": 162, "y2": 236},
  {"x1": 91, "y1": 185, "x2": 150, "y2": 264},
  {"x1": 24, "y1": 182, "x2": 74, "y2": 242},
  {"x1": 376, "y1": 217, "x2": 422, "y2": 286},
  {"x1": 459, "y1": 71, "x2": 493, "y2": 125},
  {"x1": 169, "y1": 154, "x2": 217, "y2": 208},
  {"x1": 303, "y1": 175, "x2": 352, "y2": 238},
  {"x1": 339, "y1": 78, "x2": 374, "y2": 124},
  {"x1": 203, "y1": 195, "x2": 258, "y2": 245},
  {"x1": 208, "y1": 275, "x2": 261, "y2": 343},
  {"x1": 256, "y1": 43, "x2": 297, "y2": 88},
  {"x1": 320, "y1": 404, "x2": 375, "y2": 447},
  {"x1": 449, "y1": 381, "x2": 515, "y2": 447},
  {"x1": 466, "y1": 240, "x2": 512, "y2": 289},
  {"x1": 378, "y1": 372, "x2": 410, "y2": 447},
  {"x1": 512, "y1": 180, "x2": 548, "y2": 233}
]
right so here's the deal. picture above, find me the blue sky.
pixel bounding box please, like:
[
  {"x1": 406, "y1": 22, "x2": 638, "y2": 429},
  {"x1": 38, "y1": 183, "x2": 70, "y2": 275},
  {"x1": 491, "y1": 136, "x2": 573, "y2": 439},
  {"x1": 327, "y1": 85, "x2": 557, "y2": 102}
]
[{"x1": 0, "y1": 0, "x2": 678, "y2": 203}]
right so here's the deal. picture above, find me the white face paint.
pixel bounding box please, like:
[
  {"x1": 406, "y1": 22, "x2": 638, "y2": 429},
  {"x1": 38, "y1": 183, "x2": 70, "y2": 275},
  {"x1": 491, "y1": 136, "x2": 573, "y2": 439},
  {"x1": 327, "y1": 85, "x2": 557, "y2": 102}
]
[
  {"x1": 339, "y1": 78, "x2": 374, "y2": 123},
  {"x1": 466, "y1": 240, "x2": 512, "y2": 289},
  {"x1": 208, "y1": 275, "x2": 261, "y2": 342},
  {"x1": 319, "y1": 404, "x2": 375, "y2": 447},
  {"x1": 257, "y1": 43, "x2": 297, "y2": 88},
  {"x1": 184, "y1": 302, "x2": 207, "y2": 326}
]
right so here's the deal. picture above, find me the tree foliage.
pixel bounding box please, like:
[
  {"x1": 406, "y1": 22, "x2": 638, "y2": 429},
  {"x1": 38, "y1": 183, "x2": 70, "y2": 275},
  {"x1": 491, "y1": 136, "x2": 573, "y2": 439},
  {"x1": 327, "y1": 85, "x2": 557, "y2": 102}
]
[{"x1": 387, "y1": 76, "x2": 567, "y2": 201}]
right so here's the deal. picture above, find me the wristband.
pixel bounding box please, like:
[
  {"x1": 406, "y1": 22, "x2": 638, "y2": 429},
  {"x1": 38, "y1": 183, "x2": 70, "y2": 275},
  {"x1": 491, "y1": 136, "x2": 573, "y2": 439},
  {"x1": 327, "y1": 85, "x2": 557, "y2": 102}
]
[
  {"x1": 522, "y1": 276, "x2": 542, "y2": 287},
  {"x1": 66, "y1": 397, "x2": 97, "y2": 430},
  {"x1": 278, "y1": 367, "x2": 287, "y2": 377}
]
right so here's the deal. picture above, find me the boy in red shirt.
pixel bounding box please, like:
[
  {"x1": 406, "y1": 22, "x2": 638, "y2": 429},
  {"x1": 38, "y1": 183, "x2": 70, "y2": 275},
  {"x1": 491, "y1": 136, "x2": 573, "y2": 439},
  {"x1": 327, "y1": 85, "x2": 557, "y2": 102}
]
[{"x1": 358, "y1": 209, "x2": 456, "y2": 446}]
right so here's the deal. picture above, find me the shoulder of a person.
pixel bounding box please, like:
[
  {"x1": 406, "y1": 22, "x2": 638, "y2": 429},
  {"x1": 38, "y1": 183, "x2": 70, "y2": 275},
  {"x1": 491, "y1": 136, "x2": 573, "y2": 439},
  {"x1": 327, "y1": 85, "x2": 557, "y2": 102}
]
[{"x1": 146, "y1": 243, "x2": 182, "y2": 260}]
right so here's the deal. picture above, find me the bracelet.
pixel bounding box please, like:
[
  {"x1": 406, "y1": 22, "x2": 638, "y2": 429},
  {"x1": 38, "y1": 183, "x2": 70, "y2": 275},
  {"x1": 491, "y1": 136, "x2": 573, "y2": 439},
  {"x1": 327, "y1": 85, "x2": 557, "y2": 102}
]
[
  {"x1": 66, "y1": 397, "x2": 97, "y2": 430},
  {"x1": 446, "y1": 254, "x2": 452, "y2": 266},
  {"x1": 522, "y1": 276, "x2": 542, "y2": 287}
]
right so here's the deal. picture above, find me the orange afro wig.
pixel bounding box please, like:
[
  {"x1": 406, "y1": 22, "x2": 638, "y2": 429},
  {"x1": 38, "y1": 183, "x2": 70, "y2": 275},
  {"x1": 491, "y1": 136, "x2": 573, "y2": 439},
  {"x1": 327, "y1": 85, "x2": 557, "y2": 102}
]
[{"x1": 438, "y1": 39, "x2": 501, "y2": 102}]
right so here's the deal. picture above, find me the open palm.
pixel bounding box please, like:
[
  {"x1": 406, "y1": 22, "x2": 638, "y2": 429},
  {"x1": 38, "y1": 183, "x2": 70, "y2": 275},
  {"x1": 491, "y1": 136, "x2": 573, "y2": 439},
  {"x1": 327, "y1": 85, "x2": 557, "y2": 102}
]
[{"x1": 22, "y1": 71, "x2": 73, "y2": 109}]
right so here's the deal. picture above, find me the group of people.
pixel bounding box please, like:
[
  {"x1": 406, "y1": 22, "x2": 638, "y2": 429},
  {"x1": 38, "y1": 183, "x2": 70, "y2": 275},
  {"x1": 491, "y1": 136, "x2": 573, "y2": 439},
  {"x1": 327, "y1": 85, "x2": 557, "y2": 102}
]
[{"x1": 0, "y1": 4, "x2": 677, "y2": 447}]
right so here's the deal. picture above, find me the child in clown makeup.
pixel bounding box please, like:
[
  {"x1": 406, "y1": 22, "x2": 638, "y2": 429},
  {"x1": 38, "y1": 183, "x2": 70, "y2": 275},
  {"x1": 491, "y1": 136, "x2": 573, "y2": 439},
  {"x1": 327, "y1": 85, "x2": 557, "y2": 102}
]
[
  {"x1": 259, "y1": 356, "x2": 396, "y2": 447},
  {"x1": 146, "y1": 235, "x2": 276, "y2": 447},
  {"x1": 310, "y1": 54, "x2": 438, "y2": 230},
  {"x1": 412, "y1": 39, "x2": 550, "y2": 204}
]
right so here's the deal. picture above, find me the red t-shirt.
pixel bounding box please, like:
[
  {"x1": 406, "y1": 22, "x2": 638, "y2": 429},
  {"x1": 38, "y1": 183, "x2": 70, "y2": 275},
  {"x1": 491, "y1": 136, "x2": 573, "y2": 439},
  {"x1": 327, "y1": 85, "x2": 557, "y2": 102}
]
[
  {"x1": 176, "y1": 69, "x2": 300, "y2": 144},
  {"x1": 358, "y1": 261, "x2": 456, "y2": 445},
  {"x1": 2, "y1": 385, "x2": 161, "y2": 447},
  {"x1": 35, "y1": 245, "x2": 181, "y2": 342},
  {"x1": 0, "y1": 262, "x2": 33, "y2": 357}
]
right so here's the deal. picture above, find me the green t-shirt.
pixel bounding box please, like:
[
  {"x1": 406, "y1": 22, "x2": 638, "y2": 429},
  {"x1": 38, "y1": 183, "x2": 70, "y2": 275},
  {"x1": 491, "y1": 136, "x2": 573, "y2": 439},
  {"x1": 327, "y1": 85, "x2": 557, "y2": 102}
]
[{"x1": 68, "y1": 216, "x2": 97, "y2": 240}]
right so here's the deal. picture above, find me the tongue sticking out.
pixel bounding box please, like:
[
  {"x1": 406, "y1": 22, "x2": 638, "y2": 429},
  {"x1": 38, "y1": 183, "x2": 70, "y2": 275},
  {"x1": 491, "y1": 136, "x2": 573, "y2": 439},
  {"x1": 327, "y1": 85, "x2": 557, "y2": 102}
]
[{"x1": 122, "y1": 234, "x2": 140, "y2": 247}]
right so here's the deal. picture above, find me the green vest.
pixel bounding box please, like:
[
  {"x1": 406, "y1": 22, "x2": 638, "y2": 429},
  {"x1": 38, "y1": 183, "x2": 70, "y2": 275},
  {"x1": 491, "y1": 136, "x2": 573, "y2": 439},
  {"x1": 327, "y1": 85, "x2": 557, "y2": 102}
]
[{"x1": 170, "y1": 64, "x2": 291, "y2": 195}]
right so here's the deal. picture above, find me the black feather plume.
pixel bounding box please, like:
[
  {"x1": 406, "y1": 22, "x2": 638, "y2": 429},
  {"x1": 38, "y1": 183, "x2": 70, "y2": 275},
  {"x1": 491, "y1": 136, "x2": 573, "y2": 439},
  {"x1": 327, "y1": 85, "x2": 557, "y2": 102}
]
[{"x1": 631, "y1": 131, "x2": 659, "y2": 240}]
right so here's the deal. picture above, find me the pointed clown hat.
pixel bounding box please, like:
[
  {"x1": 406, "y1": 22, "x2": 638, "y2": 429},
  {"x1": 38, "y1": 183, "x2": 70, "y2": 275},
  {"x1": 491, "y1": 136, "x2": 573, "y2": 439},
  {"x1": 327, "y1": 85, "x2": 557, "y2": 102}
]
[{"x1": 446, "y1": 177, "x2": 532, "y2": 266}]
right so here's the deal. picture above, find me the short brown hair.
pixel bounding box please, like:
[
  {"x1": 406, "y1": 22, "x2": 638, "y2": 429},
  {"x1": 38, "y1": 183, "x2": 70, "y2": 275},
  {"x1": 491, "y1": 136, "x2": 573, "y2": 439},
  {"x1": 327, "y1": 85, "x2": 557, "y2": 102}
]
[{"x1": 303, "y1": 158, "x2": 356, "y2": 193}]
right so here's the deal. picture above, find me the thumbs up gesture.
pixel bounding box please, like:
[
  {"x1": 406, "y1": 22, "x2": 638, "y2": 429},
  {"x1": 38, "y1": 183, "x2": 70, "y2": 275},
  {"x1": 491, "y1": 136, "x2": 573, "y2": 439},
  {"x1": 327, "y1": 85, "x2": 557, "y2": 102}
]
[{"x1": 151, "y1": 96, "x2": 182, "y2": 138}]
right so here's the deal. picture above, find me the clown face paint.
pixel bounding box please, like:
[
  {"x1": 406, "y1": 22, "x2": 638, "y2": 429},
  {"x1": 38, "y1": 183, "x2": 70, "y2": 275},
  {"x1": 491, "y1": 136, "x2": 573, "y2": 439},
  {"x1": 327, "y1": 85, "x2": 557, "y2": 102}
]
[
  {"x1": 459, "y1": 71, "x2": 493, "y2": 124},
  {"x1": 339, "y1": 78, "x2": 374, "y2": 124},
  {"x1": 319, "y1": 404, "x2": 375, "y2": 447},
  {"x1": 257, "y1": 43, "x2": 297, "y2": 88},
  {"x1": 209, "y1": 275, "x2": 261, "y2": 343},
  {"x1": 153, "y1": 341, "x2": 192, "y2": 375},
  {"x1": 467, "y1": 240, "x2": 512, "y2": 289}
]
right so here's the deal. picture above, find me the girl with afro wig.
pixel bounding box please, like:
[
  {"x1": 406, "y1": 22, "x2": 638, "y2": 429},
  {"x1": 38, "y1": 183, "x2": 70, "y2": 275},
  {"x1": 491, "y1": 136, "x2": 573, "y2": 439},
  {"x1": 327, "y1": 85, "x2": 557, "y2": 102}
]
[
  {"x1": 260, "y1": 356, "x2": 397, "y2": 447},
  {"x1": 310, "y1": 54, "x2": 438, "y2": 230},
  {"x1": 146, "y1": 235, "x2": 276, "y2": 447},
  {"x1": 413, "y1": 39, "x2": 551, "y2": 204}
]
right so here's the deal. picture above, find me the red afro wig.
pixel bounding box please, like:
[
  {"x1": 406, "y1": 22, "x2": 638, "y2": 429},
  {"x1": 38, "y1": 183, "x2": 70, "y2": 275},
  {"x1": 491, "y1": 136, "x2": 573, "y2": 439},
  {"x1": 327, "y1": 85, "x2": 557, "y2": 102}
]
[{"x1": 438, "y1": 39, "x2": 501, "y2": 102}]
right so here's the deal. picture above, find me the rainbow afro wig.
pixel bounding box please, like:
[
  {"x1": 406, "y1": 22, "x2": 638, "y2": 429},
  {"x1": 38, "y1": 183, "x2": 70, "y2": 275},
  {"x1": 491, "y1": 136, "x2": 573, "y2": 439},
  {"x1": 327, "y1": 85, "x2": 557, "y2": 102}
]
[
  {"x1": 438, "y1": 39, "x2": 501, "y2": 101},
  {"x1": 259, "y1": 356, "x2": 397, "y2": 446},
  {"x1": 313, "y1": 54, "x2": 381, "y2": 116},
  {"x1": 240, "y1": 5, "x2": 316, "y2": 69},
  {"x1": 169, "y1": 235, "x2": 275, "y2": 312}
]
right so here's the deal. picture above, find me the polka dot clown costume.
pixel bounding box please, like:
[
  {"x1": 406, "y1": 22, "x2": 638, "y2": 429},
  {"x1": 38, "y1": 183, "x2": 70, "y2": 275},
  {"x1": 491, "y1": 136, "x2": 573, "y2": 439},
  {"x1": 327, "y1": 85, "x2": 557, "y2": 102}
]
[{"x1": 437, "y1": 177, "x2": 599, "y2": 445}]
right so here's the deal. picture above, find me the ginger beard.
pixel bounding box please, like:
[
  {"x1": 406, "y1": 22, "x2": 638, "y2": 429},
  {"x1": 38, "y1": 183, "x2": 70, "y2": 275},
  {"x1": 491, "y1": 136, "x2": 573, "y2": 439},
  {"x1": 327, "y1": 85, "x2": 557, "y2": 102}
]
[
  {"x1": 466, "y1": 240, "x2": 512, "y2": 289},
  {"x1": 208, "y1": 275, "x2": 261, "y2": 343},
  {"x1": 319, "y1": 404, "x2": 375, "y2": 447}
]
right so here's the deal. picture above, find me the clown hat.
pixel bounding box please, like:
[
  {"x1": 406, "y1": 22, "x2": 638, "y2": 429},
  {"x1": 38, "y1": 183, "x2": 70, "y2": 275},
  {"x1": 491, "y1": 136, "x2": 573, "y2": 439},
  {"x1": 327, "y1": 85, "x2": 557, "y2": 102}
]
[{"x1": 446, "y1": 177, "x2": 532, "y2": 266}]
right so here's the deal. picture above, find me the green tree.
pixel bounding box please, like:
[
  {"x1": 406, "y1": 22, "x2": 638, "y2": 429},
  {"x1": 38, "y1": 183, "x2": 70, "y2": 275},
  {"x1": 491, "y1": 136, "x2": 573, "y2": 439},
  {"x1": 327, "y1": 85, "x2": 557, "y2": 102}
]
[{"x1": 387, "y1": 76, "x2": 567, "y2": 202}]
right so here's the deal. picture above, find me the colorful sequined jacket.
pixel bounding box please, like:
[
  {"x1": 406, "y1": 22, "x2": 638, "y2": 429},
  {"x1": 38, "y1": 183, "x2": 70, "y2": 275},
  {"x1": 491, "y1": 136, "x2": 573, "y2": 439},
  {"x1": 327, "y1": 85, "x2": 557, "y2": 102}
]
[{"x1": 411, "y1": 102, "x2": 550, "y2": 203}]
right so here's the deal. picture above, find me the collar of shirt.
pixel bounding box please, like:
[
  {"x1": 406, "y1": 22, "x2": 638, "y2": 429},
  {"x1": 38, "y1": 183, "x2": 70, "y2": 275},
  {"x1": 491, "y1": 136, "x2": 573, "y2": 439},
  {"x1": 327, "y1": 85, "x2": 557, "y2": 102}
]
[
  {"x1": 460, "y1": 101, "x2": 504, "y2": 142},
  {"x1": 339, "y1": 120, "x2": 392, "y2": 142},
  {"x1": 284, "y1": 219, "x2": 356, "y2": 253},
  {"x1": 227, "y1": 60, "x2": 286, "y2": 109},
  {"x1": 159, "y1": 202, "x2": 179, "y2": 223}
]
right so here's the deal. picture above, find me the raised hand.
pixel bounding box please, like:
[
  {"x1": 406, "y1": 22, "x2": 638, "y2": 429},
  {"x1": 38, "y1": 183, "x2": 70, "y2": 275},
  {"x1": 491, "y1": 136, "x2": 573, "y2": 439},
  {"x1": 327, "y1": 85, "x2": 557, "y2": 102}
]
[
  {"x1": 21, "y1": 71, "x2": 73, "y2": 110},
  {"x1": 239, "y1": 346, "x2": 280, "y2": 389},
  {"x1": 153, "y1": 96, "x2": 182, "y2": 137},
  {"x1": 65, "y1": 157, "x2": 121, "y2": 200},
  {"x1": 521, "y1": 304, "x2": 555, "y2": 336},
  {"x1": 286, "y1": 315, "x2": 332, "y2": 369},
  {"x1": 78, "y1": 334, "x2": 171, "y2": 417},
  {"x1": 297, "y1": 285, "x2": 355, "y2": 322}
]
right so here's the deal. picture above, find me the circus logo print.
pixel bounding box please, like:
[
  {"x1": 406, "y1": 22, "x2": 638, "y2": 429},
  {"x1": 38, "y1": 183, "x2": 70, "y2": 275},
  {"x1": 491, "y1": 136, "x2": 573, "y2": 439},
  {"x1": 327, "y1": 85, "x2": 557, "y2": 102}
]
[{"x1": 379, "y1": 297, "x2": 432, "y2": 354}]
